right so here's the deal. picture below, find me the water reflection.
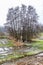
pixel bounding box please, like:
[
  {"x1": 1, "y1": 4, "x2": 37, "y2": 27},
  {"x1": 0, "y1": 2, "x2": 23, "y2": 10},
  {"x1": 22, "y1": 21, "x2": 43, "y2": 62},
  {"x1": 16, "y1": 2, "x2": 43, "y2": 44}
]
[{"x1": 0, "y1": 39, "x2": 13, "y2": 58}]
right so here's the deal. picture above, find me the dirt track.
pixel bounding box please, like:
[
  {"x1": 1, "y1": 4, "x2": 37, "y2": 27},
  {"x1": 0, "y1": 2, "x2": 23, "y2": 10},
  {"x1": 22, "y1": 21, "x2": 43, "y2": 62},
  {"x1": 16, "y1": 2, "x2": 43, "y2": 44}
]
[{"x1": 2, "y1": 55, "x2": 43, "y2": 65}]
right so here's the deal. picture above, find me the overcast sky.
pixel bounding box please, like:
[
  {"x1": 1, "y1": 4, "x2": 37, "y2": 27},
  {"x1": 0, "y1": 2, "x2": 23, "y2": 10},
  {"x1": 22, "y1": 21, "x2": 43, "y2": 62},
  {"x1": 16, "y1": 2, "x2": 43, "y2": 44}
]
[{"x1": 0, "y1": 0, "x2": 43, "y2": 26}]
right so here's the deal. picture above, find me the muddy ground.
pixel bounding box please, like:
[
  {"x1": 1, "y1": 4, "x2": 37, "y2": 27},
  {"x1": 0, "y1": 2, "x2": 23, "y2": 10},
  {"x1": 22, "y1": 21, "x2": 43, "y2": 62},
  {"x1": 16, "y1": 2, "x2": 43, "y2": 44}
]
[{"x1": 2, "y1": 54, "x2": 43, "y2": 65}]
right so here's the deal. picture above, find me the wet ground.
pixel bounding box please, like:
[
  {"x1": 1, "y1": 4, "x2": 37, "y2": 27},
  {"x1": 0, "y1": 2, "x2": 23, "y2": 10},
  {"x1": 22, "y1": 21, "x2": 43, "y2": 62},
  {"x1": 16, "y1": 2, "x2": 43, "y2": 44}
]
[
  {"x1": 0, "y1": 39, "x2": 14, "y2": 58},
  {"x1": 2, "y1": 54, "x2": 43, "y2": 65},
  {"x1": 0, "y1": 39, "x2": 43, "y2": 65}
]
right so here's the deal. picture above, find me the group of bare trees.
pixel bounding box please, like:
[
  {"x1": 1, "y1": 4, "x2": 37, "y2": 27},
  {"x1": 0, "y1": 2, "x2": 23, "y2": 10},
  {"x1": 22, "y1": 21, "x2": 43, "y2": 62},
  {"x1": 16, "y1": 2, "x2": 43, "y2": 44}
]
[{"x1": 5, "y1": 4, "x2": 40, "y2": 42}]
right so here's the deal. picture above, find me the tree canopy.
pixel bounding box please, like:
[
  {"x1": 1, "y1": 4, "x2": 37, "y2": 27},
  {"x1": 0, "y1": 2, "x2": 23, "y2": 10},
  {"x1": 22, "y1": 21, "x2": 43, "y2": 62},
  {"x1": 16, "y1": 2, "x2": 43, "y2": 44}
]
[{"x1": 5, "y1": 4, "x2": 40, "y2": 42}]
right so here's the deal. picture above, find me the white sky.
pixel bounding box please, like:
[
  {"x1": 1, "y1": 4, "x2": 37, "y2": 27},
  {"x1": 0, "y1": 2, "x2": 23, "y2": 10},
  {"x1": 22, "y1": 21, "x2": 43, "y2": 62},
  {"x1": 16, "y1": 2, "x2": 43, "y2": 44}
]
[{"x1": 0, "y1": 0, "x2": 43, "y2": 26}]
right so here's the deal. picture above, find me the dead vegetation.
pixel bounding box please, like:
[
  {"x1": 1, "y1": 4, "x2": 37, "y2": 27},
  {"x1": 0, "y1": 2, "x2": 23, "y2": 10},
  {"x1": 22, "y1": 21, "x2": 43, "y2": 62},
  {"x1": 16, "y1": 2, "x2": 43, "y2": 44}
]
[{"x1": 7, "y1": 36, "x2": 24, "y2": 47}]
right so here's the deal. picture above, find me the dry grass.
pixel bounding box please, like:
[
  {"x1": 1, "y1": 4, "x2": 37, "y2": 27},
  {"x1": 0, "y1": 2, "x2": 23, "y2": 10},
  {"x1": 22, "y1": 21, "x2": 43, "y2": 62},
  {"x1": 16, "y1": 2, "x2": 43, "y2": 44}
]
[{"x1": 7, "y1": 36, "x2": 24, "y2": 47}]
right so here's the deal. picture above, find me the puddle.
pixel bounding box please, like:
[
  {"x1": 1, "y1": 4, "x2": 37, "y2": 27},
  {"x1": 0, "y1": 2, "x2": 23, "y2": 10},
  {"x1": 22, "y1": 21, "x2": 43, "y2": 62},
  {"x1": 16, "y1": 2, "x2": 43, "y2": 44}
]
[
  {"x1": 37, "y1": 53, "x2": 43, "y2": 56},
  {"x1": 0, "y1": 39, "x2": 13, "y2": 57},
  {"x1": 0, "y1": 39, "x2": 43, "y2": 65}
]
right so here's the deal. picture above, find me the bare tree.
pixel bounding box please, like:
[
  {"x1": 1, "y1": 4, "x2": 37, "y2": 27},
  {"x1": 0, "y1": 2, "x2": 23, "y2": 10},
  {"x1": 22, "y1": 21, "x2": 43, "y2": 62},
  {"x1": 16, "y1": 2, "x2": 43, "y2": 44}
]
[{"x1": 5, "y1": 4, "x2": 39, "y2": 42}]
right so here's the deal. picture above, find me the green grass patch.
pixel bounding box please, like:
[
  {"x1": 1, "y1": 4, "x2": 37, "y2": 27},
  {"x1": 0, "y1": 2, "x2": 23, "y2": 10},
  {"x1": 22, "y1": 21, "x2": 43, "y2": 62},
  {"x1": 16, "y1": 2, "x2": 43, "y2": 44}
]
[
  {"x1": 31, "y1": 40, "x2": 43, "y2": 50},
  {"x1": 25, "y1": 49, "x2": 42, "y2": 55},
  {"x1": 0, "y1": 50, "x2": 41, "y2": 63},
  {"x1": 24, "y1": 39, "x2": 43, "y2": 50},
  {"x1": 0, "y1": 39, "x2": 43, "y2": 63},
  {"x1": 0, "y1": 40, "x2": 14, "y2": 47},
  {"x1": 0, "y1": 36, "x2": 7, "y2": 39},
  {"x1": 40, "y1": 32, "x2": 43, "y2": 36},
  {"x1": 5, "y1": 40, "x2": 14, "y2": 47}
]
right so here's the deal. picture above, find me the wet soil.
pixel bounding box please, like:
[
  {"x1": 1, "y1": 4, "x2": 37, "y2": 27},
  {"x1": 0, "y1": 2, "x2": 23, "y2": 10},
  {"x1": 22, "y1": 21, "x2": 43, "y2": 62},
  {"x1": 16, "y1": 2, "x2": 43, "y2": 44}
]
[{"x1": 2, "y1": 54, "x2": 43, "y2": 65}]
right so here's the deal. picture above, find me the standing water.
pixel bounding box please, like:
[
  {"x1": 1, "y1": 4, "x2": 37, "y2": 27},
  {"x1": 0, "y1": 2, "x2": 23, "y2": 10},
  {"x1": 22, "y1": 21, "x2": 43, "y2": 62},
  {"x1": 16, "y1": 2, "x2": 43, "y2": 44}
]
[
  {"x1": 0, "y1": 39, "x2": 14, "y2": 60},
  {"x1": 0, "y1": 39, "x2": 43, "y2": 65}
]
